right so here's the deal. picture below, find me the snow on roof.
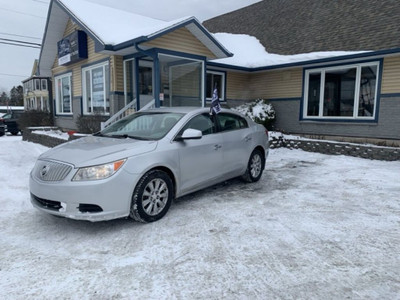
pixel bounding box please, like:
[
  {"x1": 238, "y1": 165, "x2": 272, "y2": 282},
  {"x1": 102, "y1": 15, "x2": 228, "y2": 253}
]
[
  {"x1": 212, "y1": 33, "x2": 369, "y2": 68},
  {"x1": 59, "y1": 0, "x2": 192, "y2": 45}
]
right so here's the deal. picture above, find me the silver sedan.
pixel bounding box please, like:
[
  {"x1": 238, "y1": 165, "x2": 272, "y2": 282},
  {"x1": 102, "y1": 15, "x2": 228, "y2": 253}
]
[{"x1": 30, "y1": 107, "x2": 269, "y2": 222}]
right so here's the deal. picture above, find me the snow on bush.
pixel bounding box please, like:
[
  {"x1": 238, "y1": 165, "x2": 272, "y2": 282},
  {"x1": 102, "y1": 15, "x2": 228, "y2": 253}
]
[{"x1": 232, "y1": 99, "x2": 276, "y2": 129}]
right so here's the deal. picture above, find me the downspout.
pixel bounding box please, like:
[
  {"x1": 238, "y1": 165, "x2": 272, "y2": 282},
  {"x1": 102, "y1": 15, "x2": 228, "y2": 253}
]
[{"x1": 135, "y1": 43, "x2": 160, "y2": 108}]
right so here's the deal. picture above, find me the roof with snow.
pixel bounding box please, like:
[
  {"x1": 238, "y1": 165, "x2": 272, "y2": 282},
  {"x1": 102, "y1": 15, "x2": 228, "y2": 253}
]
[
  {"x1": 204, "y1": 0, "x2": 400, "y2": 55},
  {"x1": 38, "y1": 0, "x2": 232, "y2": 76},
  {"x1": 211, "y1": 33, "x2": 367, "y2": 69}
]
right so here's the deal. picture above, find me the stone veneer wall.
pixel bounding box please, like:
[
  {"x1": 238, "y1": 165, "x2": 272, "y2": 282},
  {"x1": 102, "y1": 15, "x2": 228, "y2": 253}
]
[
  {"x1": 270, "y1": 136, "x2": 400, "y2": 161},
  {"x1": 23, "y1": 127, "x2": 68, "y2": 148}
]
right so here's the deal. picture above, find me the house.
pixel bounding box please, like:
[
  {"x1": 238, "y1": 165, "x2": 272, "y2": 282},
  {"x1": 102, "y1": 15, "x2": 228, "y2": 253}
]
[
  {"x1": 37, "y1": 0, "x2": 231, "y2": 131},
  {"x1": 203, "y1": 0, "x2": 400, "y2": 141},
  {"x1": 22, "y1": 60, "x2": 52, "y2": 111},
  {"x1": 37, "y1": 0, "x2": 400, "y2": 141}
]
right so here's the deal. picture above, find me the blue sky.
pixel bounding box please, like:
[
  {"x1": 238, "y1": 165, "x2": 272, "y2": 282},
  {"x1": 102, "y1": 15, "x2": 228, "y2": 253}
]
[{"x1": 0, "y1": 0, "x2": 259, "y2": 94}]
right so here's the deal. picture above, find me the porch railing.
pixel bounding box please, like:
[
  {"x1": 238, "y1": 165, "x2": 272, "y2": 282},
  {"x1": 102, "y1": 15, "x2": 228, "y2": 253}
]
[
  {"x1": 100, "y1": 99, "x2": 156, "y2": 130},
  {"x1": 141, "y1": 99, "x2": 156, "y2": 111},
  {"x1": 101, "y1": 99, "x2": 137, "y2": 130}
]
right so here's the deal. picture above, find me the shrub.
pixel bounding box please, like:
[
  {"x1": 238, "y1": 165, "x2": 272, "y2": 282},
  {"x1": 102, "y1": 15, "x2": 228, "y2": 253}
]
[
  {"x1": 232, "y1": 99, "x2": 276, "y2": 130},
  {"x1": 75, "y1": 114, "x2": 108, "y2": 134},
  {"x1": 17, "y1": 110, "x2": 54, "y2": 130}
]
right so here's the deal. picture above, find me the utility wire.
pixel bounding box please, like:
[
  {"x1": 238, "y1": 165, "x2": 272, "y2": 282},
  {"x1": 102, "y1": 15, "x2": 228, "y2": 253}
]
[
  {"x1": 0, "y1": 72, "x2": 28, "y2": 78},
  {"x1": 0, "y1": 32, "x2": 41, "y2": 40},
  {"x1": 0, "y1": 41, "x2": 41, "y2": 49},
  {"x1": 0, "y1": 38, "x2": 41, "y2": 47}
]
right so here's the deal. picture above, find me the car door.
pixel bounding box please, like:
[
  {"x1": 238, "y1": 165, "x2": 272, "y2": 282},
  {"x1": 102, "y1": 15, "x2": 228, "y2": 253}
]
[
  {"x1": 217, "y1": 113, "x2": 254, "y2": 176},
  {"x1": 175, "y1": 113, "x2": 223, "y2": 195}
]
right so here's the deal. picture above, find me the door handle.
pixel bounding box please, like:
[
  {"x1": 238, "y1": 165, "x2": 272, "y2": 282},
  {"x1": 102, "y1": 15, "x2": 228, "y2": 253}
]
[
  {"x1": 245, "y1": 136, "x2": 252, "y2": 142},
  {"x1": 214, "y1": 144, "x2": 222, "y2": 150}
]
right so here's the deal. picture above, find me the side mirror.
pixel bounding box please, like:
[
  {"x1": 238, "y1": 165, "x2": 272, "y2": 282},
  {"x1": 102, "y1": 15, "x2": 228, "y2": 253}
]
[{"x1": 177, "y1": 128, "x2": 202, "y2": 141}]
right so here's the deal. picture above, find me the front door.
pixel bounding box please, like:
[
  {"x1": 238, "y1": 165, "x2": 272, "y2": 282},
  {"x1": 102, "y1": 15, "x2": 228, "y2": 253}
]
[
  {"x1": 138, "y1": 60, "x2": 154, "y2": 109},
  {"x1": 175, "y1": 113, "x2": 222, "y2": 194}
]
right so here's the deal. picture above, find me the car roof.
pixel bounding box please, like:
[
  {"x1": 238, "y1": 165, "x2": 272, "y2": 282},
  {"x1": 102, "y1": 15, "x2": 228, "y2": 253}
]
[{"x1": 143, "y1": 106, "x2": 237, "y2": 115}]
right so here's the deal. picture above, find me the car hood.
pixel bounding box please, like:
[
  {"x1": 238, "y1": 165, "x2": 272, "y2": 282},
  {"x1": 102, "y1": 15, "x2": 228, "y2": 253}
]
[{"x1": 39, "y1": 136, "x2": 157, "y2": 167}]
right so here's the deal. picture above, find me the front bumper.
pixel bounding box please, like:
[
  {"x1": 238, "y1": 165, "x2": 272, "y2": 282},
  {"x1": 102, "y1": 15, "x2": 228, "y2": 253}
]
[{"x1": 29, "y1": 167, "x2": 139, "y2": 222}]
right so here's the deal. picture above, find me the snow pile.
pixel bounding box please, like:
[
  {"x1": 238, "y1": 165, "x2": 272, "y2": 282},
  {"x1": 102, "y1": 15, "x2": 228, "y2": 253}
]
[
  {"x1": 213, "y1": 33, "x2": 368, "y2": 68},
  {"x1": 232, "y1": 98, "x2": 275, "y2": 128},
  {"x1": 32, "y1": 130, "x2": 69, "y2": 140}
]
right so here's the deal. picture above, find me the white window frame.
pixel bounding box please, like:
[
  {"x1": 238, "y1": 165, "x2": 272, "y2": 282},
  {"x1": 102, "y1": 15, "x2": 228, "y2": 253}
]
[
  {"x1": 82, "y1": 61, "x2": 110, "y2": 115},
  {"x1": 34, "y1": 79, "x2": 40, "y2": 90},
  {"x1": 303, "y1": 61, "x2": 379, "y2": 120},
  {"x1": 41, "y1": 79, "x2": 47, "y2": 91},
  {"x1": 206, "y1": 70, "x2": 225, "y2": 101},
  {"x1": 55, "y1": 72, "x2": 72, "y2": 115}
]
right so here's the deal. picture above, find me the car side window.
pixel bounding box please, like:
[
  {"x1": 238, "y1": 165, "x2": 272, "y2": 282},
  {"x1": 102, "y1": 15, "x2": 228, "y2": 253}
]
[
  {"x1": 218, "y1": 113, "x2": 248, "y2": 132},
  {"x1": 180, "y1": 113, "x2": 216, "y2": 136}
]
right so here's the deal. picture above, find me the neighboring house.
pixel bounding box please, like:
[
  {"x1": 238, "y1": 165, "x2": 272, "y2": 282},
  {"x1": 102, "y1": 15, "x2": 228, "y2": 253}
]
[
  {"x1": 37, "y1": 0, "x2": 231, "y2": 131},
  {"x1": 22, "y1": 60, "x2": 52, "y2": 112},
  {"x1": 203, "y1": 0, "x2": 400, "y2": 140}
]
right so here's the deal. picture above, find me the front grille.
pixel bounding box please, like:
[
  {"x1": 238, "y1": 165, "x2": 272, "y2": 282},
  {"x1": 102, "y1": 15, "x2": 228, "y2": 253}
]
[
  {"x1": 31, "y1": 193, "x2": 62, "y2": 211},
  {"x1": 33, "y1": 159, "x2": 73, "y2": 182}
]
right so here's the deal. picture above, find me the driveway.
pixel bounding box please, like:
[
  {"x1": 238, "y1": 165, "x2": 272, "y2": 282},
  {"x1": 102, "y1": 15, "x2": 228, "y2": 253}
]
[{"x1": 1, "y1": 137, "x2": 399, "y2": 299}]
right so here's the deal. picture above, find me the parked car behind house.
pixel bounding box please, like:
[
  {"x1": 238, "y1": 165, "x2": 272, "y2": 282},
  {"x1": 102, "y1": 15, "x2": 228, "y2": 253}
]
[
  {"x1": 0, "y1": 111, "x2": 24, "y2": 135},
  {"x1": 0, "y1": 115, "x2": 5, "y2": 136}
]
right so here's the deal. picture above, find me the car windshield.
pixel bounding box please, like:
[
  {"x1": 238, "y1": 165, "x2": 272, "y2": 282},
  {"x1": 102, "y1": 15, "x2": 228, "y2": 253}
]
[
  {"x1": 99, "y1": 112, "x2": 184, "y2": 140},
  {"x1": 1, "y1": 113, "x2": 12, "y2": 119}
]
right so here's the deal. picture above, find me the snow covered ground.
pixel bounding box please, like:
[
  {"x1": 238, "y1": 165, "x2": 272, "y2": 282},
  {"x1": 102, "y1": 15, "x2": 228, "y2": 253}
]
[{"x1": 1, "y1": 135, "x2": 399, "y2": 299}]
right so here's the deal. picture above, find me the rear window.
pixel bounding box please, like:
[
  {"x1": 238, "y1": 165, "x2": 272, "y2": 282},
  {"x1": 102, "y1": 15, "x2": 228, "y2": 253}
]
[{"x1": 217, "y1": 113, "x2": 248, "y2": 132}]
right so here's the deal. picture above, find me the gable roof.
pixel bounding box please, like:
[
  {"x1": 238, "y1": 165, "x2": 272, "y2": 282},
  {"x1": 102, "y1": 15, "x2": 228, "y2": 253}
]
[
  {"x1": 38, "y1": 0, "x2": 231, "y2": 76},
  {"x1": 203, "y1": 0, "x2": 400, "y2": 55}
]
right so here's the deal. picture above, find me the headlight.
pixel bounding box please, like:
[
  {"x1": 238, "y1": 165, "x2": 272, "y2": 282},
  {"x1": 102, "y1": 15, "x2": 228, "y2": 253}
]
[{"x1": 72, "y1": 159, "x2": 126, "y2": 181}]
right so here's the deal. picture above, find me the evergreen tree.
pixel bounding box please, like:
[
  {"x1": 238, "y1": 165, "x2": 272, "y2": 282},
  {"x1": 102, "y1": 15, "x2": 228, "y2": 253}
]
[
  {"x1": 0, "y1": 91, "x2": 8, "y2": 106},
  {"x1": 10, "y1": 85, "x2": 23, "y2": 106}
]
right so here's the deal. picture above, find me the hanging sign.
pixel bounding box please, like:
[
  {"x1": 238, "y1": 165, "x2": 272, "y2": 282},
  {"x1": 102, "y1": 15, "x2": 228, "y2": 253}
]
[{"x1": 57, "y1": 30, "x2": 88, "y2": 66}]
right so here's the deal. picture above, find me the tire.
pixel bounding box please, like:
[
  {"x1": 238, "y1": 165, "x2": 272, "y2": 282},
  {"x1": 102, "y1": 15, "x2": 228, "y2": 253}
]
[
  {"x1": 11, "y1": 131, "x2": 19, "y2": 136},
  {"x1": 130, "y1": 170, "x2": 173, "y2": 223},
  {"x1": 241, "y1": 149, "x2": 265, "y2": 183}
]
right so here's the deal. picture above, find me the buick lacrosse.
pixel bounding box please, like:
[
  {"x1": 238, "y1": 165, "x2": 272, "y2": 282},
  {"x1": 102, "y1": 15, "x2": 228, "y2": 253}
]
[{"x1": 30, "y1": 107, "x2": 269, "y2": 222}]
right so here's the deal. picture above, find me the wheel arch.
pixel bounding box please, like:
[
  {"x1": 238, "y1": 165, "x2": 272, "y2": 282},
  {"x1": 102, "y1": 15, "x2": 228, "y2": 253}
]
[
  {"x1": 253, "y1": 145, "x2": 266, "y2": 162},
  {"x1": 146, "y1": 166, "x2": 177, "y2": 198}
]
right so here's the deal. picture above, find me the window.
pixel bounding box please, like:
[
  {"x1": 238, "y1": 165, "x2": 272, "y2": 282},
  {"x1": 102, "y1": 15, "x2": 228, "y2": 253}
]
[
  {"x1": 180, "y1": 113, "x2": 216, "y2": 135},
  {"x1": 82, "y1": 62, "x2": 110, "y2": 115},
  {"x1": 139, "y1": 66, "x2": 153, "y2": 96},
  {"x1": 206, "y1": 71, "x2": 225, "y2": 101},
  {"x1": 55, "y1": 73, "x2": 72, "y2": 114},
  {"x1": 41, "y1": 79, "x2": 47, "y2": 91},
  {"x1": 101, "y1": 112, "x2": 184, "y2": 140},
  {"x1": 38, "y1": 96, "x2": 49, "y2": 111},
  {"x1": 28, "y1": 97, "x2": 36, "y2": 110},
  {"x1": 35, "y1": 79, "x2": 40, "y2": 90},
  {"x1": 217, "y1": 113, "x2": 248, "y2": 132},
  {"x1": 303, "y1": 62, "x2": 379, "y2": 119}
]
